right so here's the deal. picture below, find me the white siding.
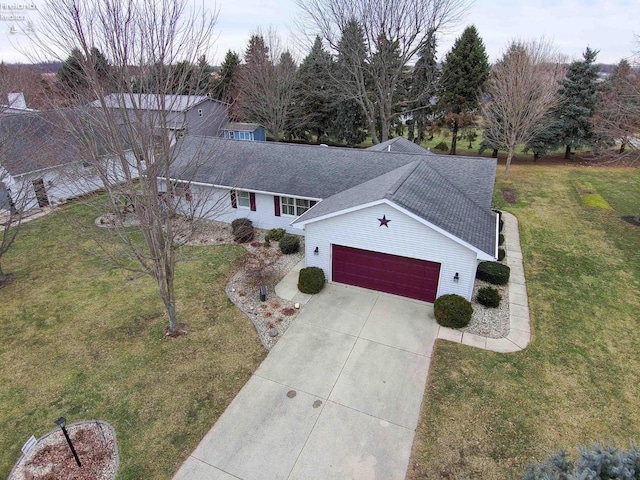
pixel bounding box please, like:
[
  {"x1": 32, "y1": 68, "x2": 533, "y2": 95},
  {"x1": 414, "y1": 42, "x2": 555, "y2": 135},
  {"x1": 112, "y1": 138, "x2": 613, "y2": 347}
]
[
  {"x1": 304, "y1": 203, "x2": 478, "y2": 301},
  {"x1": 180, "y1": 184, "x2": 305, "y2": 234}
]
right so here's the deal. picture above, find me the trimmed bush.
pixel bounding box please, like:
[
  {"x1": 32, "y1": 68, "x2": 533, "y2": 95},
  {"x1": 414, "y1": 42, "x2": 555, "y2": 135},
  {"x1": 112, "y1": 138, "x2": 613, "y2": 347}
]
[
  {"x1": 434, "y1": 294, "x2": 473, "y2": 328},
  {"x1": 476, "y1": 261, "x2": 511, "y2": 285},
  {"x1": 233, "y1": 225, "x2": 254, "y2": 243},
  {"x1": 298, "y1": 267, "x2": 325, "y2": 294},
  {"x1": 279, "y1": 234, "x2": 300, "y2": 254},
  {"x1": 434, "y1": 141, "x2": 449, "y2": 152},
  {"x1": 265, "y1": 228, "x2": 286, "y2": 242},
  {"x1": 477, "y1": 286, "x2": 501, "y2": 308},
  {"x1": 499, "y1": 233, "x2": 505, "y2": 246},
  {"x1": 498, "y1": 248, "x2": 506, "y2": 261},
  {"x1": 499, "y1": 218, "x2": 504, "y2": 232}
]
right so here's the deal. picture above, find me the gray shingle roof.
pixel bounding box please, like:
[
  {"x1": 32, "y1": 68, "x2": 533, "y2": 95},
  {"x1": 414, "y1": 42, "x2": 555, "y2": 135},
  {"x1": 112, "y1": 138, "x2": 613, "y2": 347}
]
[
  {"x1": 0, "y1": 110, "x2": 83, "y2": 176},
  {"x1": 223, "y1": 122, "x2": 262, "y2": 131},
  {"x1": 366, "y1": 136, "x2": 433, "y2": 155},
  {"x1": 170, "y1": 136, "x2": 497, "y2": 255},
  {"x1": 90, "y1": 94, "x2": 224, "y2": 113}
]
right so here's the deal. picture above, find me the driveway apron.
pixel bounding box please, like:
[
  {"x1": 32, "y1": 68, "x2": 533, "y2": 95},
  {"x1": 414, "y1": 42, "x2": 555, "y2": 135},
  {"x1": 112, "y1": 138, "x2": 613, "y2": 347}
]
[{"x1": 174, "y1": 283, "x2": 438, "y2": 480}]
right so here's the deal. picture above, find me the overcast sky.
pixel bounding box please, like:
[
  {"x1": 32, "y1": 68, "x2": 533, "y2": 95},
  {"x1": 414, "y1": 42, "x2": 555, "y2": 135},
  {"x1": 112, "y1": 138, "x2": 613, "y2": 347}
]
[{"x1": 0, "y1": 0, "x2": 638, "y2": 65}]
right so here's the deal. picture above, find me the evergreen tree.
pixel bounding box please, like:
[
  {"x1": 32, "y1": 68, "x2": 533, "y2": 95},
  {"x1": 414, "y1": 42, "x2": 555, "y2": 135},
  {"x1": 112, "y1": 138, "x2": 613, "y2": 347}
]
[
  {"x1": 212, "y1": 50, "x2": 240, "y2": 103},
  {"x1": 438, "y1": 25, "x2": 489, "y2": 155},
  {"x1": 556, "y1": 47, "x2": 601, "y2": 159},
  {"x1": 293, "y1": 36, "x2": 335, "y2": 141},
  {"x1": 58, "y1": 47, "x2": 111, "y2": 99},
  {"x1": 370, "y1": 34, "x2": 405, "y2": 141},
  {"x1": 409, "y1": 36, "x2": 440, "y2": 143}
]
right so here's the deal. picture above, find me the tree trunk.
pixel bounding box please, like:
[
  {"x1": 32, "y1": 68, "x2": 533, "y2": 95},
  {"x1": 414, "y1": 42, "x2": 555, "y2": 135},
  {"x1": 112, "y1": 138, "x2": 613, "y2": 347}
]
[
  {"x1": 619, "y1": 141, "x2": 626, "y2": 154},
  {"x1": 0, "y1": 262, "x2": 6, "y2": 283},
  {"x1": 533, "y1": 152, "x2": 540, "y2": 162},
  {"x1": 504, "y1": 145, "x2": 516, "y2": 180},
  {"x1": 564, "y1": 145, "x2": 571, "y2": 159},
  {"x1": 449, "y1": 119, "x2": 458, "y2": 155},
  {"x1": 492, "y1": 149, "x2": 498, "y2": 158}
]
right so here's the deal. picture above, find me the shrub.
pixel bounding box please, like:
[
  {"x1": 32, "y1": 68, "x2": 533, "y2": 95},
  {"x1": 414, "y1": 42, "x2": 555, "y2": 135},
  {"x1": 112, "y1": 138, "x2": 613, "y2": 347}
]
[
  {"x1": 233, "y1": 224, "x2": 254, "y2": 243},
  {"x1": 499, "y1": 233, "x2": 505, "y2": 246},
  {"x1": 477, "y1": 286, "x2": 501, "y2": 308},
  {"x1": 476, "y1": 261, "x2": 511, "y2": 285},
  {"x1": 298, "y1": 267, "x2": 325, "y2": 294},
  {"x1": 265, "y1": 228, "x2": 286, "y2": 242},
  {"x1": 434, "y1": 141, "x2": 449, "y2": 152},
  {"x1": 499, "y1": 218, "x2": 504, "y2": 232},
  {"x1": 498, "y1": 248, "x2": 506, "y2": 261},
  {"x1": 231, "y1": 218, "x2": 252, "y2": 232},
  {"x1": 279, "y1": 234, "x2": 300, "y2": 254},
  {"x1": 434, "y1": 294, "x2": 473, "y2": 328}
]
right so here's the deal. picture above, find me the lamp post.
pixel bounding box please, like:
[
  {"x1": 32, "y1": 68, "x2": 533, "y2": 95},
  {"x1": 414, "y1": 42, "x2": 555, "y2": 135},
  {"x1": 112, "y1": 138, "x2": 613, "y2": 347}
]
[{"x1": 55, "y1": 417, "x2": 82, "y2": 468}]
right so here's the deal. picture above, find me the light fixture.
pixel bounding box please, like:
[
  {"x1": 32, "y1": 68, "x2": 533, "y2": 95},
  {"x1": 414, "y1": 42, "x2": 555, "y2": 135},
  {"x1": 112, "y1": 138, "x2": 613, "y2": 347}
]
[
  {"x1": 314, "y1": 246, "x2": 319, "y2": 255},
  {"x1": 453, "y1": 272, "x2": 459, "y2": 282},
  {"x1": 55, "y1": 417, "x2": 82, "y2": 467}
]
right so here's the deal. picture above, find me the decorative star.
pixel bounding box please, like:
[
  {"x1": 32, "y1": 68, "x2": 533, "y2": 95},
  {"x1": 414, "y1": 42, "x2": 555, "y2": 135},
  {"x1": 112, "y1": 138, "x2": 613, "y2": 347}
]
[{"x1": 378, "y1": 215, "x2": 391, "y2": 227}]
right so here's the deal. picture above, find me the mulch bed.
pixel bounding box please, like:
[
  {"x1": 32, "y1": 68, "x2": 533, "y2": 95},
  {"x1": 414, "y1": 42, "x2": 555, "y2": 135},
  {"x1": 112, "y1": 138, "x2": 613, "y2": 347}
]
[{"x1": 9, "y1": 421, "x2": 118, "y2": 480}]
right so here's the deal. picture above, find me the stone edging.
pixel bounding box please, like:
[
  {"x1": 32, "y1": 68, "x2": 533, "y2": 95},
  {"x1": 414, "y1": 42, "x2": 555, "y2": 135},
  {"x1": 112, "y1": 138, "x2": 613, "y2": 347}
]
[{"x1": 436, "y1": 211, "x2": 532, "y2": 352}]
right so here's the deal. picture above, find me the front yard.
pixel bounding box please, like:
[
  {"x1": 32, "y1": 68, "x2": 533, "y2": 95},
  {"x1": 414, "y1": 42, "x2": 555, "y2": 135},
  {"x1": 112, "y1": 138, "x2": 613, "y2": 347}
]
[
  {"x1": 0, "y1": 204, "x2": 266, "y2": 479},
  {"x1": 409, "y1": 164, "x2": 640, "y2": 479}
]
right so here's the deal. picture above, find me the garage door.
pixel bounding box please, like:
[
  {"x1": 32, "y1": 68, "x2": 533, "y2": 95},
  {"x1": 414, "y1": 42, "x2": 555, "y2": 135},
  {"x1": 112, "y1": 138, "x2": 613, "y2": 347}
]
[{"x1": 332, "y1": 244, "x2": 441, "y2": 302}]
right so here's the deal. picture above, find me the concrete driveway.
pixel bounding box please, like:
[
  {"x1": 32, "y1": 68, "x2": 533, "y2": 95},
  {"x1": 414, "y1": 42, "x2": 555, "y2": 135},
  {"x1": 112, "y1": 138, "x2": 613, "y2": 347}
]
[{"x1": 174, "y1": 283, "x2": 438, "y2": 480}]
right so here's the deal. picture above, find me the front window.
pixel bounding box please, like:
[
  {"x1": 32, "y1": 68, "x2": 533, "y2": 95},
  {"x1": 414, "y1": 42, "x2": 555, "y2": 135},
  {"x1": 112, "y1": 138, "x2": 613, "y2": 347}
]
[
  {"x1": 237, "y1": 131, "x2": 252, "y2": 141},
  {"x1": 237, "y1": 190, "x2": 250, "y2": 208},
  {"x1": 281, "y1": 197, "x2": 310, "y2": 216}
]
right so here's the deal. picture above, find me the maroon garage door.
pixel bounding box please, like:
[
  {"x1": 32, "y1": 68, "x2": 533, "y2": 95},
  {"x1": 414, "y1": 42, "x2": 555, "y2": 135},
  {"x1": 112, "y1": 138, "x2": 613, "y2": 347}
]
[{"x1": 332, "y1": 244, "x2": 441, "y2": 302}]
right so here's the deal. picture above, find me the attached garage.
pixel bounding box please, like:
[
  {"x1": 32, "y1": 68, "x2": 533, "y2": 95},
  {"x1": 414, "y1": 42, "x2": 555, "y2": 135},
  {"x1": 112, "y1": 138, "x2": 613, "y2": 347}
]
[{"x1": 332, "y1": 245, "x2": 441, "y2": 302}]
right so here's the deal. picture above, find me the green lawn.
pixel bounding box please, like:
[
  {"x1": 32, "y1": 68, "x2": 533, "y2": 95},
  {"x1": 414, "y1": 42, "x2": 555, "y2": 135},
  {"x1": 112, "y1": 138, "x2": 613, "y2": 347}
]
[
  {"x1": 408, "y1": 164, "x2": 640, "y2": 479},
  {"x1": 0, "y1": 203, "x2": 266, "y2": 479}
]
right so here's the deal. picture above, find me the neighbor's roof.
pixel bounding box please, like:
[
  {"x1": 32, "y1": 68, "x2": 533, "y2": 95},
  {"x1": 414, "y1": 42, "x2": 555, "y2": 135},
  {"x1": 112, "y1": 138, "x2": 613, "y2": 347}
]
[
  {"x1": 293, "y1": 159, "x2": 497, "y2": 256},
  {"x1": 89, "y1": 94, "x2": 224, "y2": 113},
  {"x1": 366, "y1": 136, "x2": 433, "y2": 155},
  {"x1": 223, "y1": 122, "x2": 263, "y2": 131},
  {"x1": 0, "y1": 110, "x2": 84, "y2": 176}
]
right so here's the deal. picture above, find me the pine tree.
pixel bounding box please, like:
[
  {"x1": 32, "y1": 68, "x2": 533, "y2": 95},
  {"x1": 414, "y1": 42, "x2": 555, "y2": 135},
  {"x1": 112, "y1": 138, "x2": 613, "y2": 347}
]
[
  {"x1": 293, "y1": 36, "x2": 335, "y2": 141},
  {"x1": 438, "y1": 25, "x2": 489, "y2": 155},
  {"x1": 556, "y1": 47, "x2": 601, "y2": 159},
  {"x1": 212, "y1": 50, "x2": 240, "y2": 103},
  {"x1": 410, "y1": 37, "x2": 440, "y2": 144}
]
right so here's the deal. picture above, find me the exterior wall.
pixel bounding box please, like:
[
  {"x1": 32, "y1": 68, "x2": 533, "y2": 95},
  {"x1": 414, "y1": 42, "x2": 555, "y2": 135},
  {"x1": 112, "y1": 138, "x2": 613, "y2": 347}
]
[
  {"x1": 303, "y1": 203, "x2": 479, "y2": 301},
  {"x1": 222, "y1": 127, "x2": 266, "y2": 142},
  {"x1": 186, "y1": 101, "x2": 229, "y2": 137},
  {"x1": 173, "y1": 184, "x2": 305, "y2": 234}
]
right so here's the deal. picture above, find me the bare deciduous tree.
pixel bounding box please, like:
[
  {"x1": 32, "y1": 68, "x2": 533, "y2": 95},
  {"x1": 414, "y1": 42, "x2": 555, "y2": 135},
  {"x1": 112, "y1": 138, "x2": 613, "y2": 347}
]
[
  {"x1": 295, "y1": 0, "x2": 469, "y2": 144},
  {"x1": 482, "y1": 39, "x2": 565, "y2": 179},
  {"x1": 234, "y1": 29, "x2": 298, "y2": 141},
  {"x1": 28, "y1": 0, "x2": 228, "y2": 334}
]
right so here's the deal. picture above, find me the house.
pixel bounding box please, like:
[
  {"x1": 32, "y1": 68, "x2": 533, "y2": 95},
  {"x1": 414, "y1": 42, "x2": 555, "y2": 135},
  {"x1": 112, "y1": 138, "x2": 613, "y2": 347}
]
[
  {"x1": 0, "y1": 110, "x2": 134, "y2": 212},
  {"x1": 222, "y1": 122, "x2": 266, "y2": 142},
  {"x1": 168, "y1": 135, "x2": 498, "y2": 303},
  {"x1": 89, "y1": 94, "x2": 229, "y2": 142}
]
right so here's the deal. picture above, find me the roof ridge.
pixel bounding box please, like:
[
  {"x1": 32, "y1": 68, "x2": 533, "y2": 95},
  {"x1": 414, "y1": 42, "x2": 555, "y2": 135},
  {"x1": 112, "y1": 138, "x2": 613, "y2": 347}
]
[{"x1": 385, "y1": 160, "x2": 422, "y2": 198}]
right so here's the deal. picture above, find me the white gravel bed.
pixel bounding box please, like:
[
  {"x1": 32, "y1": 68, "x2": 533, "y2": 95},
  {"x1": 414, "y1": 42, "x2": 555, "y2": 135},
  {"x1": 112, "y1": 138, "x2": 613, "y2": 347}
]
[
  {"x1": 462, "y1": 279, "x2": 510, "y2": 338},
  {"x1": 182, "y1": 219, "x2": 304, "y2": 350}
]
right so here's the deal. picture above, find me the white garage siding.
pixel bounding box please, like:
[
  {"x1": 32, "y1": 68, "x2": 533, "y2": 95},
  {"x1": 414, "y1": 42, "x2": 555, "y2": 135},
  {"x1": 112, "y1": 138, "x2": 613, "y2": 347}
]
[{"x1": 303, "y1": 202, "x2": 479, "y2": 301}]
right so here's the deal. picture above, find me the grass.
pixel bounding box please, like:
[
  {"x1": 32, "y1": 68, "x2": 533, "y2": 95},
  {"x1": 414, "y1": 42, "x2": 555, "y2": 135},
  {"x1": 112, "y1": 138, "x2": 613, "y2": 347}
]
[
  {"x1": 408, "y1": 164, "x2": 640, "y2": 479},
  {"x1": 0, "y1": 202, "x2": 266, "y2": 479}
]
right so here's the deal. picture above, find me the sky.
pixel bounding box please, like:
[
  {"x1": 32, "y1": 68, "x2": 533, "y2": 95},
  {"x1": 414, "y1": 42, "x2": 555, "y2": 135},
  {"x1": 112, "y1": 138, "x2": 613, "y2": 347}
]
[{"x1": 0, "y1": 0, "x2": 638, "y2": 65}]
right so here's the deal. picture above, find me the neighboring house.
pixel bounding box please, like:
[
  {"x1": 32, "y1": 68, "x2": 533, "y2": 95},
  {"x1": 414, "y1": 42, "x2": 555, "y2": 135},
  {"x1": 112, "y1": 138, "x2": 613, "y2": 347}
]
[
  {"x1": 1, "y1": 93, "x2": 38, "y2": 115},
  {"x1": 0, "y1": 110, "x2": 133, "y2": 212},
  {"x1": 168, "y1": 135, "x2": 498, "y2": 303},
  {"x1": 222, "y1": 122, "x2": 267, "y2": 142},
  {"x1": 366, "y1": 136, "x2": 434, "y2": 155},
  {"x1": 89, "y1": 94, "x2": 229, "y2": 142}
]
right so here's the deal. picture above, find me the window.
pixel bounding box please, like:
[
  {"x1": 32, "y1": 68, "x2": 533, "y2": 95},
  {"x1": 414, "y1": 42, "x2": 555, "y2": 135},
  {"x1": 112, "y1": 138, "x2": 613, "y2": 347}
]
[
  {"x1": 237, "y1": 190, "x2": 250, "y2": 208},
  {"x1": 281, "y1": 197, "x2": 310, "y2": 216},
  {"x1": 228, "y1": 131, "x2": 235, "y2": 139},
  {"x1": 171, "y1": 182, "x2": 192, "y2": 201},
  {"x1": 237, "y1": 131, "x2": 252, "y2": 141}
]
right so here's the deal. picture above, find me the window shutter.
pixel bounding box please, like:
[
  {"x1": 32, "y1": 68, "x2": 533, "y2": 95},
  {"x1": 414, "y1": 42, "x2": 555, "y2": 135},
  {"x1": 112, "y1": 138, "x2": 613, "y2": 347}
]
[
  {"x1": 250, "y1": 192, "x2": 256, "y2": 211},
  {"x1": 310, "y1": 200, "x2": 317, "y2": 207},
  {"x1": 274, "y1": 196, "x2": 280, "y2": 217},
  {"x1": 230, "y1": 190, "x2": 237, "y2": 208}
]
